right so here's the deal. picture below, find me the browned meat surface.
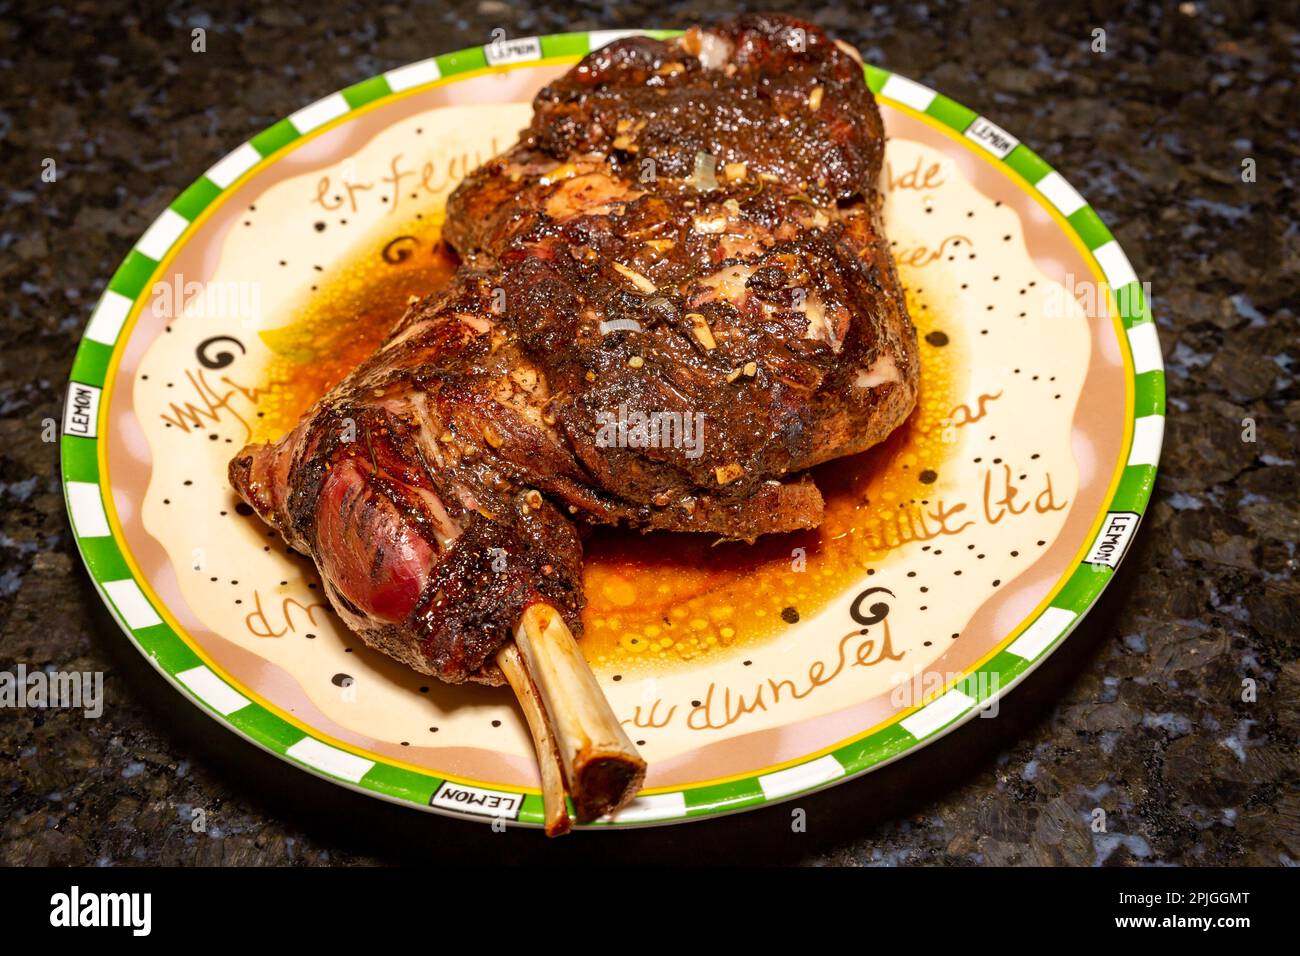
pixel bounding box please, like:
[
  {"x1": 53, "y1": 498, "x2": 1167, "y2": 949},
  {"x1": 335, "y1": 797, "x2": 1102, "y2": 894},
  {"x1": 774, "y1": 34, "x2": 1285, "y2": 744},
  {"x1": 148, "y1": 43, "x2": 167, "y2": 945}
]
[{"x1": 229, "y1": 13, "x2": 918, "y2": 687}]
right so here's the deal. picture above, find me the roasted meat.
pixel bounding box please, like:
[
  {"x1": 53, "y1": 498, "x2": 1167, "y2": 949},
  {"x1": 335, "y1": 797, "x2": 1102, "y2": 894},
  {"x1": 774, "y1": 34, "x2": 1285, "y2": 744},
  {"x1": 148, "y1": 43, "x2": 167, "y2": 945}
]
[{"x1": 228, "y1": 14, "x2": 918, "y2": 825}]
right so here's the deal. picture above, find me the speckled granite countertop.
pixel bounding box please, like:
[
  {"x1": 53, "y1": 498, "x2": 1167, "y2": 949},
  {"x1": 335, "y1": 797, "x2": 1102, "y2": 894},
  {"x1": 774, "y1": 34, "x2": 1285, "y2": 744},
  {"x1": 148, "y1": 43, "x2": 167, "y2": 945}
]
[{"x1": 1, "y1": 0, "x2": 1297, "y2": 866}]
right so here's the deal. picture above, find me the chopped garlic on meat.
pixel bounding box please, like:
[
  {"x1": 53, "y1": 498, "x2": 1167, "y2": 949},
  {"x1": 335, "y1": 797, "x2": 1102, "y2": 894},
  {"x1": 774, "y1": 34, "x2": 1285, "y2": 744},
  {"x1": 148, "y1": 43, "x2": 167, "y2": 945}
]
[
  {"x1": 686, "y1": 313, "x2": 717, "y2": 350},
  {"x1": 539, "y1": 162, "x2": 580, "y2": 186},
  {"x1": 612, "y1": 261, "x2": 657, "y2": 293},
  {"x1": 692, "y1": 214, "x2": 728, "y2": 233},
  {"x1": 693, "y1": 31, "x2": 733, "y2": 69},
  {"x1": 835, "y1": 39, "x2": 864, "y2": 65},
  {"x1": 715, "y1": 463, "x2": 744, "y2": 485}
]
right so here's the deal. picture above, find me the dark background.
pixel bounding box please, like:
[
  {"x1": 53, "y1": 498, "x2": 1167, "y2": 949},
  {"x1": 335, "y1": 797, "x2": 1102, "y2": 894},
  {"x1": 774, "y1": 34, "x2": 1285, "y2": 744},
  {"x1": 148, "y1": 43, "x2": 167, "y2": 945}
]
[{"x1": 0, "y1": 0, "x2": 1296, "y2": 865}]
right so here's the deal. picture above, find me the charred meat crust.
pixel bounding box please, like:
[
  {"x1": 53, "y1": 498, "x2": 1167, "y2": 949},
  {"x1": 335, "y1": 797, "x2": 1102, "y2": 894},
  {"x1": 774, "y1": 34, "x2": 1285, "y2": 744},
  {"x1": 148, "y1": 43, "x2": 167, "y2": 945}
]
[{"x1": 228, "y1": 14, "x2": 918, "y2": 685}]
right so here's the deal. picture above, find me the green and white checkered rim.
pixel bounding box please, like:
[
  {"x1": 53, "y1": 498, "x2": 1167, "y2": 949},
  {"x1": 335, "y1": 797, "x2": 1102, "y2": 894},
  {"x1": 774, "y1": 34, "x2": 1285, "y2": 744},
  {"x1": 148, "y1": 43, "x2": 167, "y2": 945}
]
[{"x1": 60, "y1": 30, "x2": 1164, "y2": 828}]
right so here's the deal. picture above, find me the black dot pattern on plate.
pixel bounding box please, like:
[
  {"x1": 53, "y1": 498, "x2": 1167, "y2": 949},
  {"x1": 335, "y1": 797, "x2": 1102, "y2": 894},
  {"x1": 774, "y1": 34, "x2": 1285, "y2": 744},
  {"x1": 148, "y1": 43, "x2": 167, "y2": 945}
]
[
  {"x1": 857, "y1": 157, "x2": 1060, "y2": 660},
  {"x1": 331, "y1": 673, "x2": 353, "y2": 688}
]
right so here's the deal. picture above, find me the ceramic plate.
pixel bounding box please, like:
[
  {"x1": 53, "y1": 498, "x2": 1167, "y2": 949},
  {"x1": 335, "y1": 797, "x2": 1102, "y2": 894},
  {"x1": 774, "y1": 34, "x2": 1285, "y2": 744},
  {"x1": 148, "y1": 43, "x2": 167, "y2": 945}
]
[{"x1": 61, "y1": 30, "x2": 1164, "y2": 828}]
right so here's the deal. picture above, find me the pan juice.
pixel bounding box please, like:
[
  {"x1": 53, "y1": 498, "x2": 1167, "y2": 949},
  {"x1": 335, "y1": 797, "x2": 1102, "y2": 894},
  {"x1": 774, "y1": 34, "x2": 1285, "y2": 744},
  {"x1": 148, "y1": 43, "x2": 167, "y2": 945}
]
[{"x1": 252, "y1": 214, "x2": 458, "y2": 440}]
